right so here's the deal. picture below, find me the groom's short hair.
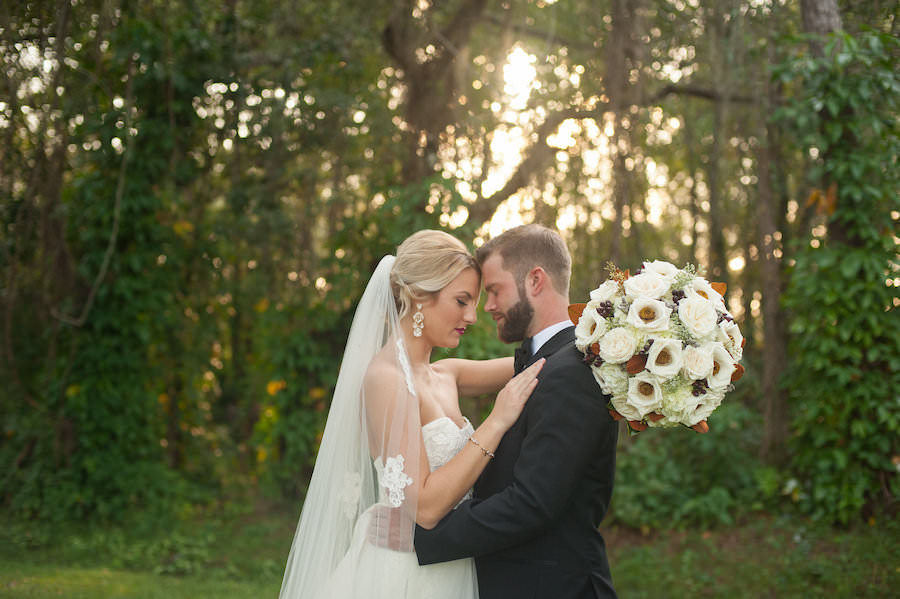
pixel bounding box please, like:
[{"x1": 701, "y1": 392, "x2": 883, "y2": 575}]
[{"x1": 476, "y1": 224, "x2": 571, "y2": 296}]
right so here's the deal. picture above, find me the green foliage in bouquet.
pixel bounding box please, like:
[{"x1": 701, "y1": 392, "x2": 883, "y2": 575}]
[{"x1": 774, "y1": 30, "x2": 900, "y2": 524}]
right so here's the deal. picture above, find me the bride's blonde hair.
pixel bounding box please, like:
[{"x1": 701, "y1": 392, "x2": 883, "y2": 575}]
[{"x1": 390, "y1": 230, "x2": 478, "y2": 319}]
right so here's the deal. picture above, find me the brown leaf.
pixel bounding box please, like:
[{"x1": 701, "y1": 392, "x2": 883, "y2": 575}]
[
  {"x1": 710, "y1": 282, "x2": 727, "y2": 296},
  {"x1": 691, "y1": 421, "x2": 710, "y2": 433},
  {"x1": 628, "y1": 420, "x2": 648, "y2": 432},
  {"x1": 568, "y1": 303, "x2": 587, "y2": 325},
  {"x1": 608, "y1": 409, "x2": 623, "y2": 421},
  {"x1": 647, "y1": 412, "x2": 665, "y2": 422},
  {"x1": 626, "y1": 354, "x2": 648, "y2": 375},
  {"x1": 731, "y1": 363, "x2": 745, "y2": 382}
]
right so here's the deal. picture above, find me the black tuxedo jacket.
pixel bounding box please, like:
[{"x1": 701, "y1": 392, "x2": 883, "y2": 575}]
[{"x1": 415, "y1": 327, "x2": 619, "y2": 599}]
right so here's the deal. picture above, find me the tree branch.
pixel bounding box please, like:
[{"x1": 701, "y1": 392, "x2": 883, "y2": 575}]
[
  {"x1": 466, "y1": 107, "x2": 604, "y2": 225},
  {"x1": 52, "y1": 57, "x2": 136, "y2": 327},
  {"x1": 648, "y1": 83, "x2": 755, "y2": 105}
]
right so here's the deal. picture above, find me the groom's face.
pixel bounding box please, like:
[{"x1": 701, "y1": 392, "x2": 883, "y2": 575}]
[{"x1": 481, "y1": 253, "x2": 534, "y2": 343}]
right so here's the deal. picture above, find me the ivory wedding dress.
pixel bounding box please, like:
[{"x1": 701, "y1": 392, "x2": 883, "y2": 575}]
[
  {"x1": 279, "y1": 256, "x2": 478, "y2": 599},
  {"x1": 313, "y1": 416, "x2": 478, "y2": 599}
]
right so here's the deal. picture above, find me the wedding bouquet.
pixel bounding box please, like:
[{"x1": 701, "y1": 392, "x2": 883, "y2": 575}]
[{"x1": 569, "y1": 260, "x2": 744, "y2": 433}]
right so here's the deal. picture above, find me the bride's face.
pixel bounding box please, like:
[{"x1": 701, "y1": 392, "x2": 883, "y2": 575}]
[{"x1": 422, "y1": 267, "x2": 480, "y2": 348}]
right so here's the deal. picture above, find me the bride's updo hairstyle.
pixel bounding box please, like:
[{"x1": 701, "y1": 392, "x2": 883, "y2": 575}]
[{"x1": 390, "y1": 230, "x2": 478, "y2": 319}]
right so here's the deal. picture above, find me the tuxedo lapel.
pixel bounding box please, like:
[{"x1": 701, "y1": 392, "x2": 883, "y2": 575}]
[
  {"x1": 527, "y1": 326, "x2": 575, "y2": 367},
  {"x1": 476, "y1": 326, "x2": 576, "y2": 499}
]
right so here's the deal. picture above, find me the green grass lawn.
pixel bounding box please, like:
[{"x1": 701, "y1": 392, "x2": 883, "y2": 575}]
[{"x1": 2, "y1": 507, "x2": 897, "y2": 598}]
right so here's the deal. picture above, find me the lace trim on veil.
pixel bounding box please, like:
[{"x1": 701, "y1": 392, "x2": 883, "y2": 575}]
[{"x1": 395, "y1": 337, "x2": 416, "y2": 397}]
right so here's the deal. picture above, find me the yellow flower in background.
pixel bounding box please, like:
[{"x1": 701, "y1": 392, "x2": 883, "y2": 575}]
[
  {"x1": 254, "y1": 297, "x2": 270, "y2": 313},
  {"x1": 173, "y1": 220, "x2": 195, "y2": 236},
  {"x1": 267, "y1": 380, "x2": 287, "y2": 396},
  {"x1": 309, "y1": 387, "x2": 326, "y2": 400}
]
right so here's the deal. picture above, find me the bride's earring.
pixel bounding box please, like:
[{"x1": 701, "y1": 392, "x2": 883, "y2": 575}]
[{"x1": 412, "y1": 304, "x2": 424, "y2": 337}]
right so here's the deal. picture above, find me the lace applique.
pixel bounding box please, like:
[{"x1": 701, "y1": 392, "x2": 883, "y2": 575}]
[
  {"x1": 379, "y1": 455, "x2": 413, "y2": 507},
  {"x1": 337, "y1": 472, "x2": 361, "y2": 520},
  {"x1": 395, "y1": 338, "x2": 416, "y2": 396}
]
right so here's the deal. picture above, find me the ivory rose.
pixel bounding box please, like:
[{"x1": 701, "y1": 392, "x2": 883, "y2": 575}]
[
  {"x1": 645, "y1": 337, "x2": 684, "y2": 378},
  {"x1": 624, "y1": 271, "x2": 670, "y2": 300},
  {"x1": 641, "y1": 260, "x2": 678, "y2": 283},
  {"x1": 627, "y1": 371, "x2": 663, "y2": 417},
  {"x1": 717, "y1": 320, "x2": 744, "y2": 361},
  {"x1": 575, "y1": 307, "x2": 607, "y2": 353},
  {"x1": 706, "y1": 342, "x2": 736, "y2": 389},
  {"x1": 597, "y1": 326, "x2": 638, "y2": 364},
  {"x1": 626, "y1": 298, "x2": 671, "y2": 332},
  {"x1": 681, "y1": 344, "x2": 714, "y2": 380},
  {"x1": 589, "y1": 280, "x2": 619, "y2": 303},
  {"x1": 677, "y1": 297, "x2": 718, "y2": 339}
]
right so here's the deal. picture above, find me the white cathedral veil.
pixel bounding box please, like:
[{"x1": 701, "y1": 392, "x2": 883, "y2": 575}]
[{"x1": 279, "y1": 255, "x2": 424, "y2": 598}]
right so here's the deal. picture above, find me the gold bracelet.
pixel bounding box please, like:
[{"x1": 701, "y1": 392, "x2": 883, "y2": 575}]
[{"x1": 467, "y1": 436, "x2": 495, "y2": 459}]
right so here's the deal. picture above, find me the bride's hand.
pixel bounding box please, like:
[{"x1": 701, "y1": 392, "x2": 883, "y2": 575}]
[{"x1": 489, "y1": 358, "x2": 545, "y2": 430}]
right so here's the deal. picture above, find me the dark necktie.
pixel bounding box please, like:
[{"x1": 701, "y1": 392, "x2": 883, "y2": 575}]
[{"x1": 514, "y1": 337, "x2": 533, "y2": 374}]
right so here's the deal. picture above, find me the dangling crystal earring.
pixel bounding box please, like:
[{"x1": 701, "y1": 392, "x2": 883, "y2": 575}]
[{"x1": 412, "y1": 303, "x2": 424, "y2": 337}]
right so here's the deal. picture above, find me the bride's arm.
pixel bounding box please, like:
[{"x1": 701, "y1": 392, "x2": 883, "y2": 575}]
[
  {"x1": 364, "y1": 359, "x2": 543, "y2": 530},
  {"x1": 433, "y1": 357, "x2": 514, "y2": 396}
]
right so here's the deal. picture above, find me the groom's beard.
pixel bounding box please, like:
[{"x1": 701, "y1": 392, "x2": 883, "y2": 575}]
[{"x1": 497, "y1": 288, "x2": 534, "y2": 343}]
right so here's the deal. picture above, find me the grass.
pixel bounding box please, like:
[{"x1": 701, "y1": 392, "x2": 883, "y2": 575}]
[{"x1": 2, "y1": 506, "x2": 897, "y2": 598}]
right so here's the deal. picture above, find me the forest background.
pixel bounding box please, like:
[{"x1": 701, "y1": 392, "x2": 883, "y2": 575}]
[{"x1": 1, "y1": 0, "x2": 898, "y2": 595}]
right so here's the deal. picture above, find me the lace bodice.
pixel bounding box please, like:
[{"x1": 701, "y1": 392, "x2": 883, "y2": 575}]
[{"x1": 422, "y1": 416, "x2": 475, "y2": 472}]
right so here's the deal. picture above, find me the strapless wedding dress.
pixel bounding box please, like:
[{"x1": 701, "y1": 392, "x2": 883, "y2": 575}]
[{"x1": 313, "y1": 416, "x2": 479, "y2": 599}]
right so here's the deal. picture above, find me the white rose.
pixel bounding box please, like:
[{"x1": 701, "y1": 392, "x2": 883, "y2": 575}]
[
  {"x1": 642, "y1": 260, "x2": 679, "y2": 283},
  {"x1": 624, "y1": 271, "x2": 670, "y2": 300},
  {"x1": 597, "y1": 326, "x2": 637, "y2": 364},
  {"x1": 686, "y1": 278, "x2": 726, "y2": 311},
  {"x1": 594, "y1": 362, "x2": 629, "y2": 396},
  {"x1": 678, "y1": 297, "x2": 718, "y2": 339},
  {"x1": 681, "y1": 344, "x2": 714, "y2": 380},
  {"x1": 687, "y1": 387, "x2": 726, "y2": 425},
  {"x1": 705, "y1": 342, "x2": 736, "y2": 389},
  {"x1": 610, "y1": 393, "x2": 643, "y2": 421},
  {"x1": 589, "y1": 280, "x2": 619, "y2": 303},
  {"x1": 645, "y1": 337, "x2": 684, "y2": 379},
  {"x1": 626, "y1": 298, "x2": 671, "y2": 331},
  {"x1": 717, "y1": 320, "x2": 744, "y2": 361},
  {"x1": 575, "y1": 307, "x2": 608, "y2": 353},
  {"x1": 626, "y1": 371, "x2": 663, "y2": 417}
]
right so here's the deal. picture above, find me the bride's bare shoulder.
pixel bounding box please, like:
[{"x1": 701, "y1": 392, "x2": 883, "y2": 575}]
[{"x1": 364, "y1": 347, "x2": 404, "y2": 388}]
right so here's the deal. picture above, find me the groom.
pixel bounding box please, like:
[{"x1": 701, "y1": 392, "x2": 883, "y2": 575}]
[{"x1": 414, "y1": 224, "x2": 619, "y2": 598}]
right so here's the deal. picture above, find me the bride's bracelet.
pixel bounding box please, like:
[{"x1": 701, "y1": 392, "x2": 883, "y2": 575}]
[{"x1": 467, "y1": 435, "x2": 495, "y2": 459}]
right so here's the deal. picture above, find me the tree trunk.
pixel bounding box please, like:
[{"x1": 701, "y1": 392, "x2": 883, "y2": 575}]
[
  {"x1": 801, "y1": 0, "x2": 843, "y2": 38},
  {"x1": 757, "y1": 126, "x2": 788, "y2": 463}
]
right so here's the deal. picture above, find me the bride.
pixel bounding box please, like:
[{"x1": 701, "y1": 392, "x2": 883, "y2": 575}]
[{"x1": 279, "y1": 230, "x2": 544, "y2": 599}]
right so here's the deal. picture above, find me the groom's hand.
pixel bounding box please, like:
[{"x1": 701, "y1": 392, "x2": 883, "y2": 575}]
[{"x1": 367, "y1": 504, "x2": 414, "y2": 552}]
